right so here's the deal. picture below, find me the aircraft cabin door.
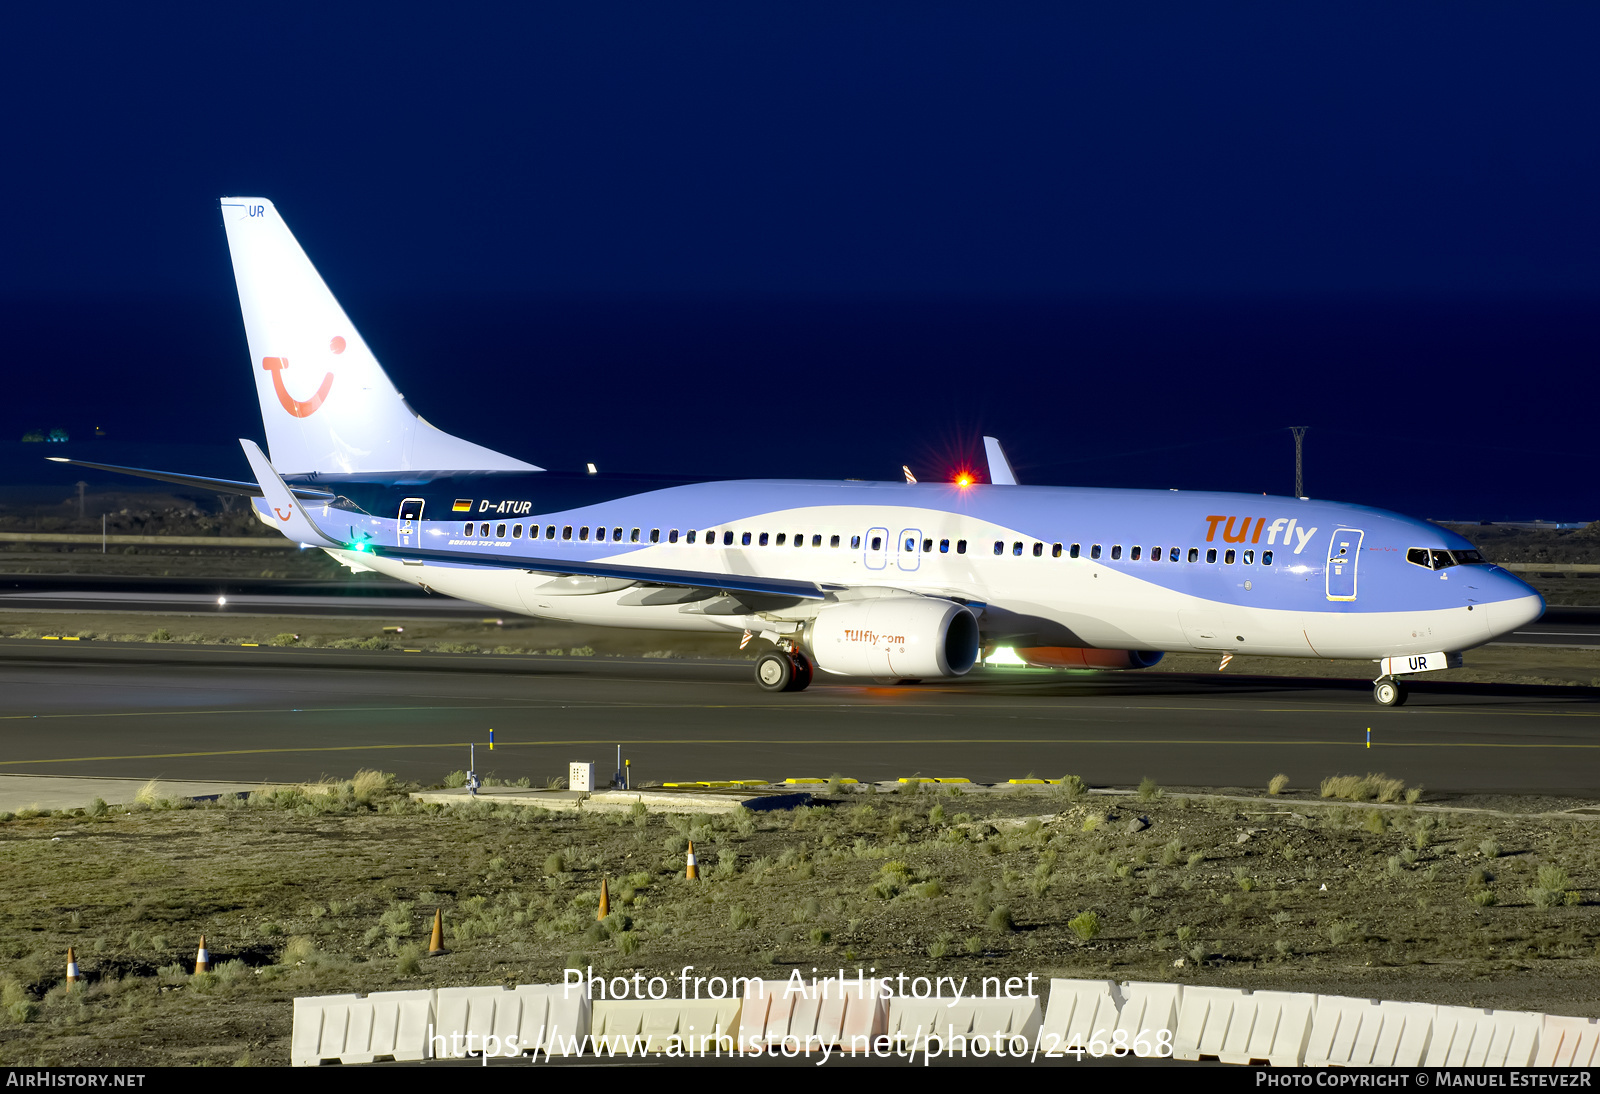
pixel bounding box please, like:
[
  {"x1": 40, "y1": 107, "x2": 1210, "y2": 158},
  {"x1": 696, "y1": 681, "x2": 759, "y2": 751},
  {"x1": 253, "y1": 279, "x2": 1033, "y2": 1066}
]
[
  {"x1": 897, "y1": 528, "x2": 922, "y2": 571},
  {"x1": 397, "y1": 498, "x2": 425, "y2": 548},
  {"x1": 864, "y1": 526, "x2": 889, "y2": 570},
  {"x1": 1325, "y1": 528, "x2": 1363, "y2": 601}
]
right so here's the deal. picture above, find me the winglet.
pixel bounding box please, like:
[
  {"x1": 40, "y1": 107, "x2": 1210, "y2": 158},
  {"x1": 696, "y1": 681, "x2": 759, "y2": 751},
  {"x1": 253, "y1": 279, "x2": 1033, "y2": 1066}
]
[
  {"x1": 240, "y1": 439, "x2": 343, "y2": 548},
  {"x1": 983, "y1": 436, "x2": 1018, "y2": 485}
]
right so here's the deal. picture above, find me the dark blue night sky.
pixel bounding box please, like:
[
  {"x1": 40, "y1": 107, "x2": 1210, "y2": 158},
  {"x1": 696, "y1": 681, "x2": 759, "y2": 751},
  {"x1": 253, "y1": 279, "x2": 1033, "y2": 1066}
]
[{"x1": 4, "y1": 5, "x2": 1597, "y2": 519}]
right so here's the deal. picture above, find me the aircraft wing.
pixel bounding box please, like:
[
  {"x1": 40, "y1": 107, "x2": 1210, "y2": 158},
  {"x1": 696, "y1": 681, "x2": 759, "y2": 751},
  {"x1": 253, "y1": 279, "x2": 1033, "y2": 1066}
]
[
  {"x1": 239, "y1": 439, "x2": 825, "y2": 601},
  {"x1": 365, "y1": 542, "x2": 827, "y2": 601}
]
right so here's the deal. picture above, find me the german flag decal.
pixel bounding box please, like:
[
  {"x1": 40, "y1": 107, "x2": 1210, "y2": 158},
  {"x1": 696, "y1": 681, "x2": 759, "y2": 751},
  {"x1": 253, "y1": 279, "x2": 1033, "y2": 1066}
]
[{"x1": 452, "y1": 499, "x2": 473, "y2": 512}]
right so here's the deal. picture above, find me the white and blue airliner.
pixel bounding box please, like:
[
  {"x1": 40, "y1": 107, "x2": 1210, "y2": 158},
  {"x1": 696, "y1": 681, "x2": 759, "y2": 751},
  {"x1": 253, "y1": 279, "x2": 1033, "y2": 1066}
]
[{"x1": 54, "y1": 199, "x2": 1545, "y2": 706}]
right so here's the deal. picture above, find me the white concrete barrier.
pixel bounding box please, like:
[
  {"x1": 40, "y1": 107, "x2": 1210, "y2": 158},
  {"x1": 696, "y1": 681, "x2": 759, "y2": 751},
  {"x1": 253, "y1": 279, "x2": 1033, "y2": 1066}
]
[
  {"x1": 1115, "y1": 981, "x2": 1183, "y2": 1044},
  {"x1": 738, "y1": 979, "x2": 886, "y2": 1050},
  {"x1": 1426, "y1": 1005, "x2": 1543, "y2": 1067},
  {"x1": 884, "y1": 996, "x2": 1042, "y2": 1052},
  {"x1": 1173, "y1": 986, "x2": 1315, "y2": 1066},
  {"x1": 291, "y1": 989, "x2": 435, "y2": 1066},
  {"x1": 1304, "y1": 996, "x2": 1434, "y2": 1067},
  {"x1": 1038, "y1": 979, "x2": 1121, "y2": 1050},
  {"x1": 1536, "y1": 1014, "x2": 1600, "y2": 1067},
  {"x1": 431, "y1": 984, "x2": 591, "y2": 1058},
  {"x1": 591, "y1": 998, "x2": 742, "y2": 1054}
]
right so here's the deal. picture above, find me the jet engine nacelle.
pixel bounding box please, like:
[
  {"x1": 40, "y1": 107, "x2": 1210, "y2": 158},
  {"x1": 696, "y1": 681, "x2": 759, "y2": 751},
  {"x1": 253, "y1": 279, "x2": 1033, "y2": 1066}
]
[
  {"x1": 808, "y1": 598, "x2": 981, "y2": 679},
  {"x1": 1013, "y1": 647, "x2": 1165, "y2": 670}
]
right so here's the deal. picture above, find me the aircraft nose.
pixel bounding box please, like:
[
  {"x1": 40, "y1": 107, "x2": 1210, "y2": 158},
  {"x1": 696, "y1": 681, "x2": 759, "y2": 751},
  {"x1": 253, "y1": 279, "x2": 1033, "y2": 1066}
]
[{"x1": 1481, "y1": 569, "x2": 1544, "y2": 638}]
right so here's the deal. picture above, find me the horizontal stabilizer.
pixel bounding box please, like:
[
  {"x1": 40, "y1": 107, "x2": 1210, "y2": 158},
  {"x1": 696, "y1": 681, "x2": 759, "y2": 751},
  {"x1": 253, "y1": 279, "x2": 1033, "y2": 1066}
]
[
  {"x1": 45, "y1": 456, "x2": 333, "y2": 500},
  {"x1": 366, "y1": 543, "x2": 828, "y2": 601}
]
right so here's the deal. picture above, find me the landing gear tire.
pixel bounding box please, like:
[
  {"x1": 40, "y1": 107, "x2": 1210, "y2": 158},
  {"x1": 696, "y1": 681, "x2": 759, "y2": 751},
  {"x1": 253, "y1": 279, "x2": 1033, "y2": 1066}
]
[
  {"x1": 1373, "y1": 679, "x2": 1408, "y2": 707},
  {"x1": 789, "y1": 651, "x2": 813, "y2": 692},
  {"x1": 756, "y1": 652, "x2": 793, "y2": 692}
]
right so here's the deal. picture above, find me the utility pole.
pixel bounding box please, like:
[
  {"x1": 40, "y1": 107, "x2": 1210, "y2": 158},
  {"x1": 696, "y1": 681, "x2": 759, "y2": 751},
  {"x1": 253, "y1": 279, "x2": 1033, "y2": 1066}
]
[{"x1": 1288, "y1": 427, "x2": 1308, "y2": 498}]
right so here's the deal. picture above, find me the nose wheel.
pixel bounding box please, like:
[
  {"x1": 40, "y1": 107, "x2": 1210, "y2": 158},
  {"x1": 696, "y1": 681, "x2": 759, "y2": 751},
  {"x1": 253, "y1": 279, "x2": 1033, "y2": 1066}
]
[
  {"x1": 755, "y1": 649, "x2": 813, "y2": 692},
  {"x1": 1372, "y1": 677, "x2": 1409, "y2": 707}
]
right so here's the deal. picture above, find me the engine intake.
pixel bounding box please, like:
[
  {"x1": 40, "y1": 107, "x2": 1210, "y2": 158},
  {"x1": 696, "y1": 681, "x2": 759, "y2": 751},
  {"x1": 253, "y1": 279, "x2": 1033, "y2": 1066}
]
[{"x1": 808, "y1": 598, "x2": 980, "y2": 679}]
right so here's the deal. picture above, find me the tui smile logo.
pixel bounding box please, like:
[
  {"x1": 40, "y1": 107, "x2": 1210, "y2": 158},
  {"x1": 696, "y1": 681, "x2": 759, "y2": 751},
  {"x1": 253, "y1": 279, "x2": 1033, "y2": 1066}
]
[{"x1": 261, "y1": 355, "x2": 335, "y2": 418}]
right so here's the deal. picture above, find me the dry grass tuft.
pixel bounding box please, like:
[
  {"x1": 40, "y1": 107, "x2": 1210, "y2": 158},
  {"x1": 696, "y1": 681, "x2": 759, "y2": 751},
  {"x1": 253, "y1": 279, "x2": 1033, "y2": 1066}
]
[{"x1": 1320, "y1": 773, "x2": 1407, "y2": 803}]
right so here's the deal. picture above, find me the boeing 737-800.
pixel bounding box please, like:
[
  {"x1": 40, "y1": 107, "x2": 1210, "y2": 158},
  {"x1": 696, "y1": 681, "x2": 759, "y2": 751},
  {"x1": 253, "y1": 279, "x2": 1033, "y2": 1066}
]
[{"x1": 53, "y1": 199, "x2": 1545, "y2": 706}]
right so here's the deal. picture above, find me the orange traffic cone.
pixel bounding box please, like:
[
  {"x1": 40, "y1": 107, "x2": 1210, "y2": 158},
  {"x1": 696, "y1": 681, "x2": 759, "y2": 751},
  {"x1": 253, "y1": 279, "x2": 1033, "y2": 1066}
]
[
  {"x1": 597, "y1": 878, "x2": 611, "y2": 920},
  {"x1": 427, "y1": 909, "x2": 447, "y2": 956},
  {"x1": 686, "y1": 840, "x2": 699, "y2": 880},
  {"x1": 65, "y1": 947, "x2": 79, "y2": 985},
  {"x1": 194, "y1": 935, "x2": 210, "y2": 974}
]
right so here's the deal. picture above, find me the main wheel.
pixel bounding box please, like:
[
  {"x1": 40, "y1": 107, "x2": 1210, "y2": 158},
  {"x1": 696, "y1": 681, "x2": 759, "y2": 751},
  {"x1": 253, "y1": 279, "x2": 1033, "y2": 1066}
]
[
  {"x1": 755, "y1": 651, "x2": 794, "y2": 692},
  {"x1": 1373, "y1": 680, "x2": 1408, "y2": 707},
  {"x1": 788, "y1": 651, "x2": 814, "y2": 692}
]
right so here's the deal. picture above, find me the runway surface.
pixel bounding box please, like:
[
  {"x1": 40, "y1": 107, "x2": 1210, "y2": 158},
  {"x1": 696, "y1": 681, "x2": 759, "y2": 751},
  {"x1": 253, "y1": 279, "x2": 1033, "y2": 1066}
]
[{"x1": 1, "y1": 641, "x2": 1598, "y2": 797}]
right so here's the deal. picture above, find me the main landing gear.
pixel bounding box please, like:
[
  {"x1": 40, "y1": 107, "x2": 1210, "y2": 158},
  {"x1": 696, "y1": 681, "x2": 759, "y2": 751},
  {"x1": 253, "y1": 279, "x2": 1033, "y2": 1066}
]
[
  {"x1": 755, "y1": 645, "x2": 814, "y2": 692},
  {"x1": 1372, "y1": 677, "x2": 1409, "y2": 707}
]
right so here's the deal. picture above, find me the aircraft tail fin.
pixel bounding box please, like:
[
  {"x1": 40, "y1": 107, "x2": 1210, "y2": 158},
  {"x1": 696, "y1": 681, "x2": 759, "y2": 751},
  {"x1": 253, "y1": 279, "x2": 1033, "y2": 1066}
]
[{"x1": 219, "y1": 198, "x2": 540, "y2": 476}]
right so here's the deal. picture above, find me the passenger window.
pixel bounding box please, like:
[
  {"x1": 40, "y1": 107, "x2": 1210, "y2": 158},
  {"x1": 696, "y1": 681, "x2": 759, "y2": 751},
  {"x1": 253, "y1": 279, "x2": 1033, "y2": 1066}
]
[
  {"x1": 650, "y1": 529, "x2": 660, "y2": 543},
  {"x1": 1131, "y1": 546, "x2": 1142, "y2": 561},
  {"x1": 724, "y1": 531, "x2": 734, "y2": 546},
  {"x1": 1262, "y1": 550, "x2": 1273, "y2": 566},
  {"x1": 667, "y1": 529, "x2": 678, "y2": 543},
  {"x1": 742, "y1": 532, "x2": 752, "y2": 546},
  {"x1": 1206, "y1": 548, "x2": 1217, "y2": 564},
  {"x1": 1169, "y1": 546, "x2": 1179, "y2": 563},
  {"x1": 630, "y1": 528, "x2": 640, "y2": 543},
  {"x1": 1032, "y1": 542, "x2": 1043, "y2": 557},
  {"x1": 1187, "y1": 547, "x2": 1199, "y2": 563},
  {"x1": 529, "y1": 524, "x2": 539, "y2": 540},
  {"x1": 956, "y1": 539, "x2": 967, "y2": 554},
  {"x1": 940, "y1": 539, "x2": 950, "y2": 554},
  {"x1": 794, "y1": 534, "x2": 803, "y2": 548},
  {"x1": 546, "y1": 526, "x2": 556, "y2": 540},
  {"x1": 870, "y1": 536, "x2": 882, "y2": 551},
  {"x1": 831, "y1": 535, "x2": 841, "y2": 548},
  {"x1": 1051, "y1": 543, "x2": 1062, "y2": 558},
  {"x1": 1070, "y1": 543, "x2": 1080, "y2": 558},
  {"x1": 1090, "y1": 544, "x2": 1102, "y2": 560},
  {"x1": 685, "y1": 530, "x2": 696, "y2": 544},
  {"x1": 1150, "y1": 546, "x2": 1160, "y2": 561},
  {"x1": 579, "y1": 526, "x2": 589, "y2": 541},
  {"x1": 463, "y1": 523, "x2": 473, "y2": 537},
  {"x1": 923, "y1": 538, "x2": 933, "y2": 553},
  {"x1": 512, "y1": 524, "x2": 523, "y2": 539},
  {"x1": 1111, "y1": 545, "x2": 1122, "y2": 560},
  {"x1": 1224, "y1": 549, "x2": 1235, "y2": 564},
  {"x1": 1243, "y1": 549, "x2": 1254, "y2": 564},
  {"x1": 906, "y1": 537, "x2": 916, "y2": 552},
  {"x1": 562, "y1": 526, "x2": 573, "y2": 540},
  {"x1": 813, "y1": 534, "x2": 823, "y2": 547},
  {"x1": 993, "y1": 541, "x2": 1004, "y2": 556},
  {"x1": 480, "y1": 523, "x2": 491, "y2": 538},
  {"x1": 775, "y1": 533, "x2": 785, "y2": 546}
]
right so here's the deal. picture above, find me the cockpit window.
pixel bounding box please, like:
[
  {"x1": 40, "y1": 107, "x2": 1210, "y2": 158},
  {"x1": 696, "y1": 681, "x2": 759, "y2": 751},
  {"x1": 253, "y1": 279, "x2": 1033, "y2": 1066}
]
[{"x1": 1407, "y1": 547, "x2": 1487, "y2": 570}]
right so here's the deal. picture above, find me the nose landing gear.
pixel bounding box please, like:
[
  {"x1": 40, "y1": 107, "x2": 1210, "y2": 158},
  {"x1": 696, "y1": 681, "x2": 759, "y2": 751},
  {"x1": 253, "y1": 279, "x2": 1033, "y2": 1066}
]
[
  {"x1": 1372, "y1": 676, "x2": 1409, "y2": 707},
  {"x1": 755, "y1": 642, "x2": 814, "y2": 692}
]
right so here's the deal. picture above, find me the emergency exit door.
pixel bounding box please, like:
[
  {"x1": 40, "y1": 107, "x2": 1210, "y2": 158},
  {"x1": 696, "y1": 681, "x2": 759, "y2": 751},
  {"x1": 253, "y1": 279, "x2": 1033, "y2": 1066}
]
[
  {"x1": 1325, "y1": 528, "x2": 1362, "y2": 601},
  {"x1": 397, "y1": 498, "x2": 425, "y2": 548}
]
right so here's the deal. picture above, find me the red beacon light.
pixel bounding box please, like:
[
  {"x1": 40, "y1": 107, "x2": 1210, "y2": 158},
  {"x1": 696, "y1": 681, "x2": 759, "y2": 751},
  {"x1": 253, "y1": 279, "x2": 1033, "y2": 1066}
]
[{"x1": 954, "y1": 472, "x2": 975, "y2": 488}]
